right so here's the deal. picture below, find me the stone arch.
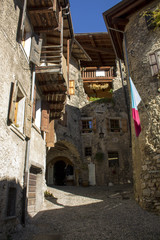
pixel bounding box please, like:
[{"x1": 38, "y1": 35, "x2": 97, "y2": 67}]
[{"x1": 46, "y1": 140, "x2": 82, "y2": 186}]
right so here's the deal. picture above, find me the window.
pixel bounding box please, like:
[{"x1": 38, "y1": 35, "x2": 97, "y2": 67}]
[
  {"x1": 20, "y1": 4, "x2": 42, "y2": 66},
  {"x1": 110, "y1": 119, "x2": 120, "y2": 132},
  {"x1": 9, "y1": 81, "x2": 32, "y2": 138},
  {"x1": 21, "y1": 16, "x2": 32, "y2": 59},
  {"x1": 85, "y1": 147, "x2": 92, "y2": 156},
  {"x1": 82, "y1": 120, "x2": 92, "y2": 133},
  {"x1": 35, "y1": 92, "x2": 41, "y2": 129},
  {"x1": 7, "y1": 187, "x2": 17, "y2": 217},
  {"x1": 149, "y1": 50, "x2": 160, "y2": 76},
  {"x1": 108, "y1": 152, "x2": 119, "y2": 168},
  {"x1": 69, "y1": 80, "x2": 75, "y2": 95}
]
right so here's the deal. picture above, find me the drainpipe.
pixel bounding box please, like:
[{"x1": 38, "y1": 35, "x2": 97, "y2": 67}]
[
  {"x1": 22, "y1": 65, "x2": 36, "y2": 225},
  {"x1": 118, "y1": 59, "x2": 132, "y2": 147}
]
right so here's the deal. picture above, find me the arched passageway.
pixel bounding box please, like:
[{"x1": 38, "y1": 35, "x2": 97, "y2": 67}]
[{"x1": 54, "y1": 160, "x2": 74, "y2": 186}]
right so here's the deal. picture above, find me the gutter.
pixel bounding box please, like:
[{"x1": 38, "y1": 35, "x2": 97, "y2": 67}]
[{"x1": 21, "y1": 65, "x2": 36, "y2": 225}]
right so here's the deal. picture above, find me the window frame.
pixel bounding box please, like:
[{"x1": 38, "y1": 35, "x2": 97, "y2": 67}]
[
  {"x1": 110, "y1": 119, "x2": 121, "y2": 132},
  {"x1": 85, "y1": 147, "x2": 92, "y2": 157},
  {"x1": 81, "y1": 119, "x2": 93, "y2": 133},
  {"x1": 108, "y1": 152, "x2": 119, "y2": 168}
]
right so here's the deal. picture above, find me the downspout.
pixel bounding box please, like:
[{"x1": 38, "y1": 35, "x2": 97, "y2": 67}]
[
  {"x1": 22, "y1": 65, "x2": 36, "y2": 225},
  {"x1": 118, "y1": 59, "x2": 132, "y2": 147}
]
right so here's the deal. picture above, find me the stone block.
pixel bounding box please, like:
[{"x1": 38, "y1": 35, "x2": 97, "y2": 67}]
[{"x1": 143, "y1": 189, "x2": 151, "y2": 197}]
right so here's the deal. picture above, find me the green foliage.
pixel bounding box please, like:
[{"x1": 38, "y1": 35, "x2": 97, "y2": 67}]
[
  {"x1": 89, "y1": 97, "x2": 114, "y2": 104},
  {"x1": 144, "y1": 6, "x2": 160, "y2": 29},
  {"x1": 44, "y1": 190, "x2": 54, "y2": 198}
]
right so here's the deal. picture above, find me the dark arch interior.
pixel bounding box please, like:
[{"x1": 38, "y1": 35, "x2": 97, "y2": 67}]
[{"x1": 54, "y1": 160, "x2": 74, "y2": 186}]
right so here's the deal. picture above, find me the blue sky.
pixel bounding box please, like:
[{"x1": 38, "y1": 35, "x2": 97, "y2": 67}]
[{"x1": 69, "y1": 0, "x2": 122, "y2": 33}]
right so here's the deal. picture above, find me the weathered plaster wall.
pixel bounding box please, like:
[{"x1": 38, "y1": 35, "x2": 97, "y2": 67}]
[
  {"x1": 0, "y1": 0, "x2": 32, "y2": 233},
  {"x1": 124, "y1": 0, "x2": 160, "y2": 213}
]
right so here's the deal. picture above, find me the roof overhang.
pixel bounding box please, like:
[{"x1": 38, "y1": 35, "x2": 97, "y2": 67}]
[
  {"x1": 75, "y1": 32, "x2": 116, "y2": 67},
  {"x1": 103, "y1": 0, "x2": 154, "y2": 60},
  {"x1": 71, "y1": 38, "x2": 91, "y2": 62}
]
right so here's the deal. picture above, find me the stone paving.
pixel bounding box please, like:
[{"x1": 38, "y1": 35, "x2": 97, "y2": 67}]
[{"x1": 13, "y1": 184, "x2": 160, "y2": 240}]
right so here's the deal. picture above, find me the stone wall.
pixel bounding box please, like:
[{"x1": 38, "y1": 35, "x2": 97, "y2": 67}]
[
  {"x1": 48, "y1": 58, "x2": 132, "y2": 186},
  {"x1": 80, "y1": 61, "x2": 132, "y2": 185},
  {"x1": 124, "y1": 0, "x2": 160, "y2": 213}
]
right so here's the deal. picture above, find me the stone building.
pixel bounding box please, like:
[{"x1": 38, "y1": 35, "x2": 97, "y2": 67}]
[
  {"x1": 46, "y1": 33, "x2": 132, "y2": 187},
  {"x1": 0, "y1": 0, "x2": 76, "y2": 235},
  {"x1": 103, "y1": 0, "x2": 160, "y2": 213}
]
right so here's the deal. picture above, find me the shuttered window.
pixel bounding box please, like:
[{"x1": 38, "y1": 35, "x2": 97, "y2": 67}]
[
  {"x1": 69, "y1": 80, "x2": 75, "y2": 95},
  {"x1": 8, "y1": 81, "x2": 31, "y2": 138},
  {"x1": 149, "y1": 50, "x2": 160, "y2": 76},
  {"x1": 81, "y1": 119, "x2": 92, "y2": 133},
  {"x1": 41, "y1": 101, "x2": 50, "y2": 132},
  {"x1": 20, "y1": 1, "x2": 42, "y2": 65},
  {"x1": 46, "y1": 120, "x2": 55, "y2": 147}
]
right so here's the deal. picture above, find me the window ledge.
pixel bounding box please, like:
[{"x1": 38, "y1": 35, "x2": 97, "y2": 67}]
[
  {"x1": 10, "y1": 124, "x2": 25, "y2": 141},
  {"x1": 32, "y1": 123, "x2": 41, "y2": 134}
]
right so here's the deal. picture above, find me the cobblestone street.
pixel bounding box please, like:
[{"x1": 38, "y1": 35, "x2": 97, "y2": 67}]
[{"x1": 13, "y1": 184, "x2": 160, "y2": 240}]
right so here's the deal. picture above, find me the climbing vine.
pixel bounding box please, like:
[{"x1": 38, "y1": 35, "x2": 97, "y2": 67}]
[{"x1": 144, "y1": 5, "x2": 160, "y2": 29}]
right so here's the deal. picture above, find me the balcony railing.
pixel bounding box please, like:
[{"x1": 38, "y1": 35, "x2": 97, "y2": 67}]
[{"x1": 81, "y1": 67, "x2": 114, "y2": 82}]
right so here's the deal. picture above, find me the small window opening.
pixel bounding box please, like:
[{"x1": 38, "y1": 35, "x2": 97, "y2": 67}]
[
  {"x1": 108, "y1": 152, "x2": 119, "y2": 168},
  {"x1": 85, "y1": 147, "x2": 92, "y2": 156},
  {"x1": 7, "y1": 187, "x2": 17, "y2": 217},
  {"x1": 110, "y1": 119, "x2": 120, "y2": 132},
  {"x1": 82, "y1": 120, "x2": 92, "y2": 133}
]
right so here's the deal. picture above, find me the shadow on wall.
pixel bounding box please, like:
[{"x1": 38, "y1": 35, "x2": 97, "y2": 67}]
[{"x1": 0, "y1": 179, "x2": 31, "y2": 238}]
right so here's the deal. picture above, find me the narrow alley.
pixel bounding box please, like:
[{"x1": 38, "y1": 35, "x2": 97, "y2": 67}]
[{"x1": 13, "y1": 184, "x2": 160, "y2": 240}]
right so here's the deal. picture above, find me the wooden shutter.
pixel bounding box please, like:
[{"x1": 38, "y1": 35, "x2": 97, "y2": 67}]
[
  {"x1": 30, "y1": 34, "x2": 43, "y2": 66},
  {"x1": 121, "y1": 119, "x2": 128, "y2": 133},
  {"x1": 9, "y1": 81, "x2": 18, "y2": 123},
  {"x1": 106, "y1": 118, "x2": 110, "y2": 132},
  {"x1": 92, "y1": 118, "x2": 97, "y2": 133},
  {"x1": 41, "y1": 101, "x2": 50, "y2": 132},
  {"x1": 156, "y1": 50, "x2": 160, "y2": 70},
  {"x1": 149, "y1": 53, "x2": 158, "y2": 76},
  {"x1": 32, "y1": 84, "x2": 36, "y2": 121},
  {"x1": 46, "y1": 120, "x2": 55, "y2": 147},
  {"x1": 20, "y1": 0, "x2": 27, "y2": 40},
  {"x1": 69, "y1": 80, "x2": 75, "y2": 95},
  {"x1": 24, "y1": 98, "x2": 32, "y2": 138}
]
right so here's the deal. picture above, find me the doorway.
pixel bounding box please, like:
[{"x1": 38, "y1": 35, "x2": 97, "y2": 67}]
[{"x1": 54, "y1": 161, "x2": 66, "y2": 185}]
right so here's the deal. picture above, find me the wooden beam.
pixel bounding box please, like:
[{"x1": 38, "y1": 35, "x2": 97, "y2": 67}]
[
  {"x1": 53, "y1": 0, "x2": 57, "y2": 12},
  {"x1": 67, "y1": 39, "x2": 70, "y2": 86},
  {"x1": 83, "y1": 46, "x2": 114, "y2": 54},
  {"x1": 112, "y1": 17, "x2": 129, "y2": 25},
  {"x1": 28, "y1": 7, "x2": 53, "y2": 14},
  {"x1": 34, "y1": 26, "x2": 59, "y2": 33},
  {"x1": 83, "y1": 78, "x2": 113, "y2": 82}
]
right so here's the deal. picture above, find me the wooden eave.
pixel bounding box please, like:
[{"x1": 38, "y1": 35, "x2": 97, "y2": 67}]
[
  {"x1": 75, "y1": 32, "x2": 116, "y2": 67},
  {"x1": 103, "y1": 0, "x2": 154, "y2": 60},
  {"x1": 71, "y1": 39, "x2": 91, "y2": 62}
]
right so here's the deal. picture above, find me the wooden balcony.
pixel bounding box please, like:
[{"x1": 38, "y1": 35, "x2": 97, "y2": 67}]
[
  {"x1": 81, "y1": 67, "x2": 114, "y2": 82},
  {"x1": 81, "y1": 67, "x2": 114, "y2": 98}
]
